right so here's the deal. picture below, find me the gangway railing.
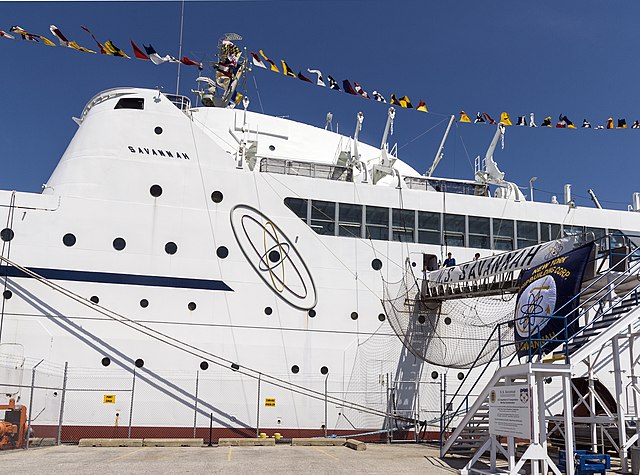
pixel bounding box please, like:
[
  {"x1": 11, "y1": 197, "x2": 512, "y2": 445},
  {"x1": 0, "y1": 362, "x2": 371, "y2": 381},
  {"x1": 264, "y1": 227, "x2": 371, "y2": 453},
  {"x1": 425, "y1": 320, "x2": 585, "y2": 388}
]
[{"x1": 439, "y1": 233, "x2": 640, "y2": 457}]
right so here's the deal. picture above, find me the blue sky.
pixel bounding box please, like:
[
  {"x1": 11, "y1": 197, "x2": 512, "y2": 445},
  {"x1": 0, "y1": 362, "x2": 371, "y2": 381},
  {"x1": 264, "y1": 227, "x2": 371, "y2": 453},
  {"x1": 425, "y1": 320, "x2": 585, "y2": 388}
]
[{"x1": 1, "y1": 1, "x2": 640, "y2": 210}]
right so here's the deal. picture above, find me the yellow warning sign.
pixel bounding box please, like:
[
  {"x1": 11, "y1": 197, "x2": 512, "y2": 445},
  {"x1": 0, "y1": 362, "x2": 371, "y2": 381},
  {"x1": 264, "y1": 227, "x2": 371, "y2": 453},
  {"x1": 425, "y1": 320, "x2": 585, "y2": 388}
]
[
  {"x1": 103, "y1": 394, "x2": 116, "y2": 404},
  {"x1": 265, "y1": 398, "x2": 276, "y2": 407}
]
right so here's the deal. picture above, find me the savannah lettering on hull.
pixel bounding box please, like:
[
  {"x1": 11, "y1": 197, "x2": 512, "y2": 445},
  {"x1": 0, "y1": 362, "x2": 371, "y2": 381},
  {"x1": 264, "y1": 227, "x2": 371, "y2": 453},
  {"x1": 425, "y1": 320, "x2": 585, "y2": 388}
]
[{"x1": 127, "y1": 146, "x2": 190, "y2": 160}]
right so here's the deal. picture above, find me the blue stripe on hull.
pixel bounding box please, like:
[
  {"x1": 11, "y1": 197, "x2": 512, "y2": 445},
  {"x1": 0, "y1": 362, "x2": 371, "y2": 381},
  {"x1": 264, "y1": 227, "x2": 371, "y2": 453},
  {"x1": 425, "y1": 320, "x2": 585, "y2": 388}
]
[{"x1": 1, "y1": 266, "x2": 232, "y2": 291}]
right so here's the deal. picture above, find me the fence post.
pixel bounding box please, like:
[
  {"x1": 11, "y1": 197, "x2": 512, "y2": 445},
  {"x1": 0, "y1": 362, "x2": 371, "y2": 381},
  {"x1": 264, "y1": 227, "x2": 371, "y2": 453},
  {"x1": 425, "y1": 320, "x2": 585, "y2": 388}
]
[
  {"x1": 128, "y1": 367, "x2": 136, "y2": 439},
  {"x1": 56, "y1": 362, "x2": 68, "y2": 445},
  {"x1": 255, "y1": 374, "x2": 261, "y2": 437},
  {"x1": 192, "y1": 370, "x2": 199, "y2": 438},
  {"x1": 25, "y1": 358, "x2": 45, "y2": 450}
]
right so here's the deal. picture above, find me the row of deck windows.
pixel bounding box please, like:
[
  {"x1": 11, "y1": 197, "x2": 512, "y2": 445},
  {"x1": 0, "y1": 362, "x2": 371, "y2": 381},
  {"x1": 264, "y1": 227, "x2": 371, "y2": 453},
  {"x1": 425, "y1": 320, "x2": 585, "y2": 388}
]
[{"x1": 284, "y1": 198, "x2": 608, "y2": 251}]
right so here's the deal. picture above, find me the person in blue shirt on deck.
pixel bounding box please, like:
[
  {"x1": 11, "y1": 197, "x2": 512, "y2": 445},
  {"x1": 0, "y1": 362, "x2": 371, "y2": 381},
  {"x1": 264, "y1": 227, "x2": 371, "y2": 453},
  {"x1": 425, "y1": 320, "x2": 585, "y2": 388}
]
[{"x1": 443, "y1": 252, "x2": 456, "y2": 267}]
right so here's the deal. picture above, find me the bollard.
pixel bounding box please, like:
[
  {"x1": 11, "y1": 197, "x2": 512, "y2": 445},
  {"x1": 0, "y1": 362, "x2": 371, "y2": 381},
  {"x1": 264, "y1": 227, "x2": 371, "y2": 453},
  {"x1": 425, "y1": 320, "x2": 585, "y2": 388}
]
[{"x1": 208, "y1": 412, "x2": 213, "y2": 447}]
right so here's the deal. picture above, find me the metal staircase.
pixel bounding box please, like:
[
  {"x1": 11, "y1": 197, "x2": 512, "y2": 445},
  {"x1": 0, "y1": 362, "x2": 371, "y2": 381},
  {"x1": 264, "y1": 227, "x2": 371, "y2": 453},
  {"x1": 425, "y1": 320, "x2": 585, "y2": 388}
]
[{"x1": 440, "y1": 235, "x2": 640, "y2": 465}]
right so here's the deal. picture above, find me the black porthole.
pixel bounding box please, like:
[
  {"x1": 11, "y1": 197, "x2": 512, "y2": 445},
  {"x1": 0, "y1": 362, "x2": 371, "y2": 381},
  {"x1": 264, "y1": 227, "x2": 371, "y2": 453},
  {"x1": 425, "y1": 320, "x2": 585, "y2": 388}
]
[
  {"x1": 268, "y1": 250, "x2": 280, "y2": 263},
  {"x1": 154, "y1": 126, "x2": 163, "y2": 135},
  {"x1": 200, "y1": 361, "x2": 209, "y2": 370},
  {"x1": 90, "y1": 295, "x2": 99, "y2": 304},
  {"x1": 411, "y1": 261, "x2": 417, "y2": 267},
  {"x1": 291, "y1": 365, "x2": 299, "y2": 374},
  {"x1": 165, "y1": 242, "x2": 178, "y2": 255},
  {"x1": 350, "y1": 311, "x2": 358, "y2": 320},
  {"x1": 418, "y1": 315, "x2": 426, "y2": 324},
  {"x1": 264, "y1": 307, "x2": 273, "y2": 315},
  {"x1": 62, "y1": 233, "x2": 76, "y2": 247},
  {"x1": 211, "y1": 191, "x2": 223, "y2": 203},
  {"x1": 101, "y1": 357, "x2": 111, "y2": 367},
  {"x1": 457, "y1": 372, "x2": 465, "y2": 381},
  {"x1": 320, "y1": 366, "x2": 329, "y2": 375},
  {"x1": 150, "y1": 184, "x2": 163, "y2": 197},
  {"x1": 188, "y1": 302, "x2": 197, "y2": 311},
  {"x1": 231, "y1": 363, "x2": 240, "y2": 371},
  {"x1": 217, "y1": 246, "x2": 229, "y2": 259},
  {"x1": 2, "y1": 290, "x2": 11, "y2": 300},
  {"x1": 378, "y1": 313, "x2": 386, "y2": 322},
  {"x1": 269, "y1": 145, "x2": 275, "y2": 151},
  {"x1": 135, "y1": 358, "x2": 144, "y2": 368},
  {"x1": 0, "y1": 228, "x2": 14, "y2": 242},
  {"x1": 431, "y1": 371, "x2": 439, "y2": 380},
  {"x1": 308, "y1": 309, "x2": 316, "y2": 318},
  {"x1": 444, "y1": 317, "x2": 452, "y2": 325},
  {"x1": 371, "y1": 258, "x2": 382, "y2": 271},
  {"x1": 140, "y1": 299, "x2": 149, "y2": 308},
  {"x1": 113, "y1": 237, "x2": 126, "y2": 251}
]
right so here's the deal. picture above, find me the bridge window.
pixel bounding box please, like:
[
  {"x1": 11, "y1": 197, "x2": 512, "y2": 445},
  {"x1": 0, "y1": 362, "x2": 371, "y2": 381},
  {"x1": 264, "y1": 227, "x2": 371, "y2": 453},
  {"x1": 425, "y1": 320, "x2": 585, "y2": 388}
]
[
  {"x1": 418, "y1": 211, "x2": 440, "y2": 245},
  {"x1": 468, "y1": 216, "x2": 490, "y2": 249},
  {"x1": 285, "y1": 197, "x2": 308, "y2": 221},
  {"x1": 493, "y1": 219, "x2": 514, "y2": 251},
  {"x1": 444, "y1": 214, "x2": 465, "y2": 247},
  {"x1": 564, "y1": 225, "x2": 584, "y2": 237},
  {"x1": 586, "y1": 227, "x2": 606, "y2": 242},
  {"x1": 366, "y1": 206, "x2": 389, "y2": 241},
  {"x1": 310, "y1": 201, "x2": 335, "y2": 235},
  {"x1": 392, "y1": 209, "x2": 415, "y2": 242},
  {"x1": 517, "y1": 221, "x2": 538, "y2": 249},
  {"x1": 338, "y1": 203, "x2": 362, "y2": 237},
  {"x1": 541, "y1": 223, "x2": 562, "y2": 242},
  {"x1": 114, "y1": 97, "x2": 144, "y2": 110}
]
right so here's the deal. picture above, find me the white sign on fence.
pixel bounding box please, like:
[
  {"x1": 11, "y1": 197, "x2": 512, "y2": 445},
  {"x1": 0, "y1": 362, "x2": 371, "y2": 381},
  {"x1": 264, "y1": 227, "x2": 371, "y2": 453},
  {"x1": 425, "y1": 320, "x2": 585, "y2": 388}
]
[{"x1": 488, "y1": 384, "x2": 532, "y2": 440}]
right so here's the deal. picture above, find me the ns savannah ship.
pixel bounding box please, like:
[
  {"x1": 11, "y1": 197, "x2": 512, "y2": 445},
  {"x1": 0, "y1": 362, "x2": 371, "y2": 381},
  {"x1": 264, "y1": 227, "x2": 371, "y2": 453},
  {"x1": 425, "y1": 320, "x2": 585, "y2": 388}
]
[{"x1": 0, "y1": 42, "x2": 639, "y2": 442}]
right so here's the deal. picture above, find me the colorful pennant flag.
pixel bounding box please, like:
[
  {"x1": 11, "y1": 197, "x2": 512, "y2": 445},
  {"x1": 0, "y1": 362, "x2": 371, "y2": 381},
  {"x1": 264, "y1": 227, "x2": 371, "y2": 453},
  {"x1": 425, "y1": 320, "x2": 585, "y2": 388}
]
[
  {"x1": 529, "y1": 113, "x2": 536, "y2": 127},
  {"x1": 130, "y1": 40, "x2": 150, "y2": 60},
  {"x1": 390, "y1": 94, "x2": 401, "y2": 106},
  {"x1": 483, "y1": 112, "x2": 496, "y2": 124},
  {"x1": 104, "y1": 40, "x2": 130, "y2": 58},
  {"x1": 221, "y1": 40, "x2": 241, "y2": 66},
  {"x1": 582, "y1": 119, "x2": 591, "y2": 128},
  {"x1": 354, "y1": 82, "x2": 370, "y2": 99},
  {"x1": 143, "y1": 44, "x2": 178, "y2": 65},
  {"x1": 307, "y1": 69, "x2": 325, "y2": 86},
  {"x1": 618, "y1": 118, "x2": 627, "y2": 129},
  {"x1": 81, "y1": 25, "x2": 108, "y2": 54},
  {"x1": 181, "y1": 56, "x2": 203, "y2": 69},
  {"x1": 500, "y1": 112, "x2": 512, "y2": 126},
  {"x1": 541, "y1": 116, "x2": 552, "y2": 127},
  {"x1": 10, "y1": 26, "x2": 55, "y2": 45},
  {"x1": 606, "y1": 118, "x2": 614, "y2": 129},
  {"x1": 259, "y1": 50, "x2": 279, "y2": 72},
  {"x1": 416, "y1": 100, "x2": 428, "y2": 113},
  {"x1": 281, "y1": 60, "x2": 296, "y2": 77},
  {"x1": 328, "y1": 75, "x2": 340, "y2": 91},
  {"x1": 459, "y1": 111, "x2": 471, "y2": 123},
  {"x1": 474, "y1": 112, "x2": 485, "y2": 124},
  {"x1": 372, "y1": 91, "x2": 386, "y2": 102},
  {"x1": 398, "y1": 95, "x2": 413, "y2": 108},
  {"x1": 633, "y1": 120, "x2": 640, "y2": 129},
  {"x1": 250, "y1": 52, "x2": 266, "y2": 69},
  {"x1": 0, "y1": 30, "x2": 15, "y2": 40},
  {"x1": 342, "y1": 80, "x2": 357, "y2": 95},
  {"x1": 516, "y1": 116, "x2": 527, "y2": 126},
  {"x1": 297, "y1": 71, "x2": 312, "y2": 83}
]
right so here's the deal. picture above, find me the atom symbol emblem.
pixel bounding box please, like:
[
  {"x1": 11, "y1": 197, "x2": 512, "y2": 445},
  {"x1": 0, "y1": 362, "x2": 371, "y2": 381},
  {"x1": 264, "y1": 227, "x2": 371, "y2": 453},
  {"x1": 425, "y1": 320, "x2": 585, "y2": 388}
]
[{"x1": 515, "y1": 275, "x2": 557, "y2": 338}]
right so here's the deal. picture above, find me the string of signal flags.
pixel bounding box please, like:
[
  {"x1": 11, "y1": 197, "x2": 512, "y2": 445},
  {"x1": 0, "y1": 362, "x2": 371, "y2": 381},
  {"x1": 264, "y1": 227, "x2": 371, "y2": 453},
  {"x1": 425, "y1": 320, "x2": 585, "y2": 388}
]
[{"x1": 3, "y1": 23, "x2": 640, "y2": 130}]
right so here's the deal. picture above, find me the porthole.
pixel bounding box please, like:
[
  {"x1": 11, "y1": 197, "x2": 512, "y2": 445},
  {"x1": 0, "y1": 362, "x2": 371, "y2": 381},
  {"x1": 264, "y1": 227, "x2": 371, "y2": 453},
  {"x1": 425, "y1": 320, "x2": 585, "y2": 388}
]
[
  {"x1": 90, "y1": 295, "x2": 99, "y2": 304},
  {"x1": 269, "y1": 145, "x2": 275, "y2": 151},
  {"x1": 291, "y1": 365, "x2": 300, "y2": 374},
  {"x1": 101, "y1": 357, "x2": 111, "y2": 367},
  {"x1": 378, "y1": 313, "x2": 386, "y2": 322},
  {"x1": 457, "y1": 372, "x2": 465, "y2": 381},
  {"x1": 154, "y1": 126, "x2": 163, "y2": 135},
  {"x1": 217, "y1": 246, "x2": 229, "y2": 259},
  {"x1": 431, "y1": 371, "x2": 439, "y2": 380},
  {"x1": 200, "y1": 361, "x2": 209, "y2": 370},
  {"x1": 2, "y1": 290, "x2": 11, "y2": 300},
  {"x1": 264, "y1": 307, "x2": 273, "y2": 315},
  {"x1": 444, "y1": 317, "x2": 452, "y2": 325},
  {"x1": 308, "y1": 309, "x2": 316, "y2": 318},
  {"x1": 268, "y1": 250, "x2": 280, "y2": 263},
  {"x1": 211, "y1": 191, "x2": 223, "y2": 203},
  {"x1": 0, "y1": 228, "x2": 14, "y2": 242},
  {"x1": 418, "y1": 315, "x2": 426, "y2": 324},
  {"x1": 350, "y1": 311, "x2": 358, "y2": 320},
  {"x1": 113, "y1": 237, "x2": 126, "y2": 251},
  {"x1": 165, "y1": 242, "x2": 178, "y2": 255},
  {"x1": 140, "y1": 299, "x2": 149, "y2": 308},
  {"x1": 320, "y1": 366, "x2": 329, "y2": 375},
  {"x1": 231, "y1": 363, "x2": 240, "y2": 371},
  {"x1": 188, "y1": 302, "x2": 197, "y2": 311},
  {"x1": 150, "y1": 184, "x2": 163, "y2": 197},
  {"x1": 371, "y1": 258, "x2": 382, "y2": 271},
  {"x1": 411, "y1": 261, "x2": 417, "y2": 267},
  {"x1": 62, "y1": 233, "x2": 76, "y2": 247},
  {"x1": 135, "y1": 358, "x2": 144, "y2": 368}
]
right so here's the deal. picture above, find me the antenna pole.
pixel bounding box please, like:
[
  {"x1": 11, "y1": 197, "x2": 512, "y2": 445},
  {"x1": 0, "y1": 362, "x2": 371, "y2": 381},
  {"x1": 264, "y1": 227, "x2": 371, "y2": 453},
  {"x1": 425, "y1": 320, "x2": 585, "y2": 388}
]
[
  {"x1": 175, "y1": 0, "x2": 185, "y2": 95},
  {"x1": 426, "y1": 114, "x2": 455, "y2": 177}
]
